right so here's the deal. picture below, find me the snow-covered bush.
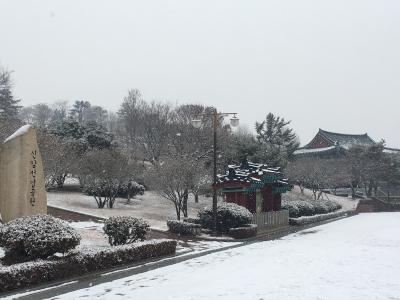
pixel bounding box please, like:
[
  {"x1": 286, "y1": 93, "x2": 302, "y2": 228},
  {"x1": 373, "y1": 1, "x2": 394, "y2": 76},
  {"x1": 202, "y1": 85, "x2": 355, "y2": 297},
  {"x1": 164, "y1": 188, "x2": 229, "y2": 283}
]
[
  {"x1": 0, "y1": 239, "x2": 177, "y2": 293},
  {"x1": 118, "y1": 181, "x2": 145, "y2": 198},
  {"x1": 228, "y1": 224, "x2": 258, "y2": 239},
  {"x1": 282, "y1": 200, "x2": 342, "y2": 218},
  {"x1": 167, "y1": 220, "x2": 201, "y2": 235},
  {"x1": 296, "y1": 201, "x2": 315, "y2": 216},
  {"x1": 281, "y1": 202, "x2": 301, "y2": 218},
  {"x1": 103, "y1": 216, "x2": 149, "y2": 246},
  {"x1": 198, "y1": 202, "x2": 253, "y2": 233},
  {"x1": 183, "y1": 217, "x2": 201, "y2": 224},
  {"x1": 0, "y1": 215, "x2": 80, "y2": 262},
  {"x1": 324, "y1": 200, "x2": 342, "y2": 212},
  {"x1": 289, "y1": 211, "x2": 347, "y2": 226}
]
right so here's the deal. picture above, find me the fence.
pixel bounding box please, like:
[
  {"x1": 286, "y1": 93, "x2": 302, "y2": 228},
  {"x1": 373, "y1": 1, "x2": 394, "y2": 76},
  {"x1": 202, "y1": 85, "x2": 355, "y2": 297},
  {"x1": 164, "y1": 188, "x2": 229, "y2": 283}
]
[{"x1": 252, "y1": 210, "x2": 289, "y2": 230}]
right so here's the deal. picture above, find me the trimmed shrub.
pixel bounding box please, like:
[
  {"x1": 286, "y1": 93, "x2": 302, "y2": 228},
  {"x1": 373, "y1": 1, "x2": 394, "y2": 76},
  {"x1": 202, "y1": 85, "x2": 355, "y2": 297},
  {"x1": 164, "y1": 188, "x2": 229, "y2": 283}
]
[
  {"x1": 296, "y1": 201, "x2": 315, "y2": 216},
  {"x1": 103, "y1": 216, "x2": 150, "y2": 246},
  {"x1": 0, "y1": 215, "x2": 80, "y2": 262},
  {"x1": 198, "y1": 202, "x2": 253, "y2": 233},
  {"x1": 281, "y1": 202, "x2": 300, "y2": 218},
  {"x1": 282, "y1": 200, "x2": 342, "y2": 218},
  {"x1": 228, "y1": 224, "x2": 258, "y2": 239},
  {"x1": 183, "y1": 217, "x2": 201, "y2": 224},
  {"x1": 167, "y1": 220, "x2": 201, "y2": 236},
  {"x1": 118, "y1": 181, "x2": 145, "y2": 198},
  {"x1": 0, "y1": 239, "x2": 177, "y2": 293},
  {"x1": 289, "y1": 211, "x2": 348, "y2": 226}
]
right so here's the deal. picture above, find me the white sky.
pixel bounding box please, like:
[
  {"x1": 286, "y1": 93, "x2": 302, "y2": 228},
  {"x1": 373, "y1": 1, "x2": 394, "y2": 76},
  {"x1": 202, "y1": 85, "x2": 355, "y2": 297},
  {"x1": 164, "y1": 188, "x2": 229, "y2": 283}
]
[{"x1": 1, "y1": 0, "x2": 399, "y2": 147}]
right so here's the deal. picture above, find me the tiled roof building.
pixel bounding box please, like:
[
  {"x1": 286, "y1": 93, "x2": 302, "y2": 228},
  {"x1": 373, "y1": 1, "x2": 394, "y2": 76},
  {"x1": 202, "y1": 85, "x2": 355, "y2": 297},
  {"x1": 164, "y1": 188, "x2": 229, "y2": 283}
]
[
  {"x1": 294, "y1": 129, "x2": 399, "y2": 156},
  {"x1": 214, "y1": 161, "x2": 291, "y2": 213}
]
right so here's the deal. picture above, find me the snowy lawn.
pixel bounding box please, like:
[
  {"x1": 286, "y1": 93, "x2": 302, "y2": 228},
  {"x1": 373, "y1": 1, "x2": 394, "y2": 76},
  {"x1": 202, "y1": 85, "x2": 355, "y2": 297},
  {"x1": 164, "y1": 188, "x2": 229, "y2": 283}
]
[
  {"x1": 51, "y1": 213, "x2": 400, "y2": 300},
  {"x1": 66, "y1": 221, "x2": 235, "y2": 253},
  {"x1": 47, "y1": 190, "x2": 214, "y2": 231}
]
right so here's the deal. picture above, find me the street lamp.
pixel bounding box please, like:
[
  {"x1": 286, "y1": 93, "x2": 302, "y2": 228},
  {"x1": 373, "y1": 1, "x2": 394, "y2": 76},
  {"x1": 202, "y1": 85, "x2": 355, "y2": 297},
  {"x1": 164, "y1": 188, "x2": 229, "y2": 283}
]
[{"x1": 191, "y1": 110, "x2": 239, "y2": 235}]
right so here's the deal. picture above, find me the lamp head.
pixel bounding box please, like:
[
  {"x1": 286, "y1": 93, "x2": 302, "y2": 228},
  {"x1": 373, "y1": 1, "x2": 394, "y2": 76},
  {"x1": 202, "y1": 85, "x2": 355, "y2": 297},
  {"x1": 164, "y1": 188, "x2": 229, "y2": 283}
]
[
  {"x1": 230, "y1": 115, "x2": 239, "y2": 127},
  {"x1": 191, "y1": 119, "x2": 202, "y2": 128}
]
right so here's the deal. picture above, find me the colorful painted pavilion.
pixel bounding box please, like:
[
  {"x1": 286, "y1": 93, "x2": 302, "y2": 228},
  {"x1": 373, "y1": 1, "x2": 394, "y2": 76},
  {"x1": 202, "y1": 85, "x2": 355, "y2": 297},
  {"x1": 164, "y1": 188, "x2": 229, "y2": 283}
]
[{"x1": 214, "y1": 161, "x2": 291, "y2": 213}]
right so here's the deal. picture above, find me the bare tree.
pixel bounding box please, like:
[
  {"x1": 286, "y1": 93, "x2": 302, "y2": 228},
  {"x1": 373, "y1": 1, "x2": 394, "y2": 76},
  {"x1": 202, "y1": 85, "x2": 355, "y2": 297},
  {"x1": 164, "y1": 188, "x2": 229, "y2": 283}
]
[
  {"x1": 69, "y1": 100, "x2": 91, "y2": 124},
  {"x1": 145, "y1": 158, "x2": 199, "y2": 220},
  {"x1": 286, "y1": 157, "x2": 349, "y2": 200},
  {"x1": 118, "y1": 89, "x2": 174, "y2": 164},
  {"x1": 80, "y1": 149, "x2": 131, "y2": 208},
  {"x1": 37, "y1": 131, "x2": 83, "y2": 189}
]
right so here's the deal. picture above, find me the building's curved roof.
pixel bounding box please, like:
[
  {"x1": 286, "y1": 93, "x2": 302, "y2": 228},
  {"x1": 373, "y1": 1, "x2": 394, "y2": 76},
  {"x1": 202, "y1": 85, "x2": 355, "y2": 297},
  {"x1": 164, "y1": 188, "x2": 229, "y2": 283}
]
[{"x1": 317, "y1": 129, "x2": 375, "y2": 149}]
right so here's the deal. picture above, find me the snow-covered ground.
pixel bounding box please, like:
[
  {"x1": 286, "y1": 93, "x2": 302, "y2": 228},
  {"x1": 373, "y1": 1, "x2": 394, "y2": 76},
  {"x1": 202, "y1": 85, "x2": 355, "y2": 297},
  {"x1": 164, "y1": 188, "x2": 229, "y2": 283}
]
[
  {"x1": 66, "y1": 220, "x2": 238, "y2": 253},
  {"x1": 48, "y1": 190, "x2": 214, "y2": 231},
  {"x1": 49, "y1": 213, "x2": 400, "y2": 300}
]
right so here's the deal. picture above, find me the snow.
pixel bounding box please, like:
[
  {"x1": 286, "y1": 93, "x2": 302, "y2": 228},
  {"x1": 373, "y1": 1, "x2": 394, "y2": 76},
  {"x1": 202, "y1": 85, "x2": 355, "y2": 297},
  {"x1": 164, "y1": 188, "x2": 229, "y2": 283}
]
[
  {"x1": 50, "y1": 213, "x2": 400, "y2": 300},
  {"x1": 3, "y1": 124, "x2": 32, "y2": 143},
  {"x1": 294, "y1": 146, "x2": 337, "y2": 155},
  {"x1": 47, "y1": 190, "x2": 214, "y2": 231}
]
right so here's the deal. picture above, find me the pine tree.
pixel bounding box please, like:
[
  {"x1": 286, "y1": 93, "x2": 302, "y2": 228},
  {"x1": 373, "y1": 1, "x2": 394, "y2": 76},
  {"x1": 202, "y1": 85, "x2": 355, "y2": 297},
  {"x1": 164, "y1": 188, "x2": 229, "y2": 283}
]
[
  {"x1": 0, "y1": 68, "x2": 21, "y2": 121},
  {"x1": 253, "y1": 112, "x2": 300, "y2": 167}
]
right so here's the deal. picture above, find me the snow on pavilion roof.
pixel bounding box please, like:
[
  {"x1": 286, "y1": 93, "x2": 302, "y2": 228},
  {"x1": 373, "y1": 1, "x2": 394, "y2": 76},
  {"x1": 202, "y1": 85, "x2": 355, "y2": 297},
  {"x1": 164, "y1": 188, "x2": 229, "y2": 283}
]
[
  {"x1": 216, "y1": 162, "x2": 288, "y2": 187},
  {"x1": 293, "y1": 145, "x2": 339, "y2": 156}
]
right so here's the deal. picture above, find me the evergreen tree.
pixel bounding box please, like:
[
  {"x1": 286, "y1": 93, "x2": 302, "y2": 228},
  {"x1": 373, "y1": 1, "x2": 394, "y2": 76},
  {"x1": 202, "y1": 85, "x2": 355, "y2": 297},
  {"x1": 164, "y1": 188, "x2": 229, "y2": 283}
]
[
  {"x1": 0, "y1": 68, "x2": 21, "y2": 121},
  {"x1": 253, "y1": 112, "x2": 299, "y2": 167}
]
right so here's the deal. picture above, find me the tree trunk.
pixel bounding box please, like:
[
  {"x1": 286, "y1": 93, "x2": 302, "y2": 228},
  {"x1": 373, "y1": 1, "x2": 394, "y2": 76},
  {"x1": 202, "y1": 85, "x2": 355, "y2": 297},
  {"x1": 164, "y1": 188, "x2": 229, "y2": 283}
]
[
  {"x1": 182, "y1": 189, "x2": 189, "y2": 218},
  {"x1": 175, "y1": 204, "x2": 181, "y2": 220},
  {"x1": 194, "y1": 192, "x2": 199, "y2": 203}
]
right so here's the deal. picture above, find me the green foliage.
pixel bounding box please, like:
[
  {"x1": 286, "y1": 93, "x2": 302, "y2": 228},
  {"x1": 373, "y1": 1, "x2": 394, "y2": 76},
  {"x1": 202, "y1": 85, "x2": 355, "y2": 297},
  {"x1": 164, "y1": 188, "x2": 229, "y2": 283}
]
[
  {"x1": 0, "y1": 215, "x2": 81, "y2": 262},
  {"x1": 281, "y1": 200, "x2": 342, "y2": 218},
  {"x1": 103, "y1": 216, "x2": 150, "y2": 246},
  {"x1": 167, "y1": 220, "x2": 201, "y2": 235},
  {"x1": 254, "y1": 112, "x2": 299, "y2": 167},
  {"x1": 50, "y1": 119, "x2": 113, "y2": 150},
  {"x1": 198, "y1": 202, "x2": 253, "y2": 233}
]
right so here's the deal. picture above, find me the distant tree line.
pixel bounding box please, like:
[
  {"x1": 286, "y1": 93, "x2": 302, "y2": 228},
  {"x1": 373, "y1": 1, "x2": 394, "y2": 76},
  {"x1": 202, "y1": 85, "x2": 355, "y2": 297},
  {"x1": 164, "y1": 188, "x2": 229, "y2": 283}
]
[{"x1": 4, "y1": 64, "x2": 398, "y2": 217}]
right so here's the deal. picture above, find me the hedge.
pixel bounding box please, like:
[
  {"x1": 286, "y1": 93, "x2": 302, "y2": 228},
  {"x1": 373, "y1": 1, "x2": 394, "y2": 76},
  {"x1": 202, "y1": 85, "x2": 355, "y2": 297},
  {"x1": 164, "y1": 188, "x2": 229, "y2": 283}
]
[
  {"x1": 289, "y1": 211, "x2": 348, "y2": 226},
  {"x1": 167, "y1": 220, "x2": 201, "y2": 236},
  {"x1": 228, "y1": 224, "x2": 258, "y2": 239},
  {"x1": 282, "y1": 200, "x2": 342, "y2": 218},
  {"x1": 198, "y1": 202, "x2": 253, "y2": 233},
  {"x1": 0, "y1": 239, "x2": 177, "y2": 293}
]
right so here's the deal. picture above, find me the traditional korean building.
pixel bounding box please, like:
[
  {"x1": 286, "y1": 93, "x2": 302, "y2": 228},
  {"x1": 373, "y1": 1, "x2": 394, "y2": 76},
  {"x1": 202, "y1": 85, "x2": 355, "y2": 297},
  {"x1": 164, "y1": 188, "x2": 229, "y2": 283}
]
[
  {"x1": 293, "y1": 129, "x2": 388, "y2": 157},
  {"x1": 213, "y1": 161, "x2": 291, "y2": 213}
]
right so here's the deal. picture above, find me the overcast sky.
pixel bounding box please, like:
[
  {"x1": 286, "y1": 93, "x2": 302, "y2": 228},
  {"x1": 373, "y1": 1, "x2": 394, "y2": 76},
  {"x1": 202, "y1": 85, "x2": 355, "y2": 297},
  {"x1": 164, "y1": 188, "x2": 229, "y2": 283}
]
[{"x1": 1, "y1": 0, "x2": 399, "y2": 147}]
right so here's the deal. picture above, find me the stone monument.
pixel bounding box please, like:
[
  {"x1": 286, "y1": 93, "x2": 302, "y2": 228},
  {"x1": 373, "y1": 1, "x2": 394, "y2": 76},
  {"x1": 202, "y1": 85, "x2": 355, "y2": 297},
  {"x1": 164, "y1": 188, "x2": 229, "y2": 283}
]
[{"x1": 0, "y1": 125, "x2": 47, "y2": 223}]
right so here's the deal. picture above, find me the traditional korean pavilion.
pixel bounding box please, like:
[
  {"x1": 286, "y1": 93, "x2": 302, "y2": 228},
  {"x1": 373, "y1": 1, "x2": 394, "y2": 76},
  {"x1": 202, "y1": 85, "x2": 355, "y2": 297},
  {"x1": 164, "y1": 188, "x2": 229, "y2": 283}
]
[
  {"x1": 214, "y1": 161, "x2": 291, "y2": 213},
  {"x1": 293, "y1": 129, "x2": 376, "y2": 157},
  {"x1": 294, "y1": 129, "x2": 400, "y2": 157}
]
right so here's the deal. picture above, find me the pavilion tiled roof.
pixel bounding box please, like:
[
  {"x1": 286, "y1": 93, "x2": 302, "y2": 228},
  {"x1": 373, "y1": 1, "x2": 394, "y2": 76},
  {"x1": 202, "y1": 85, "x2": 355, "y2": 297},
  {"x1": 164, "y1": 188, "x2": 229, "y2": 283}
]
[
  {"x1": 315, "y1": 129, "x2": 375, "y2": 149},
  {"x1": 216, "y1": 161, "x2": 288, "y2": 187}
]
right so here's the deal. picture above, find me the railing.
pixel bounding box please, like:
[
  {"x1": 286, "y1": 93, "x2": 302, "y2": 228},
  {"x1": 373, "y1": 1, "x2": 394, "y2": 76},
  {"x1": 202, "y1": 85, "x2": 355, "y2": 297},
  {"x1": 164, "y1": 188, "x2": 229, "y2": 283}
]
[{"x1": 252, "y1": 210, "x2": 289, "y2": 230}]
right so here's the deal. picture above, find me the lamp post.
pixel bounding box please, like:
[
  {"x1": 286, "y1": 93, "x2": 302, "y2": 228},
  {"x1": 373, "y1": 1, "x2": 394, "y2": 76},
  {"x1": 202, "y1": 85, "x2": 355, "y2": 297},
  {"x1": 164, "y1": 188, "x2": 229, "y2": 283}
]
[{"x1": 191, "y1": 109, "x2": 239, "y2": 235}]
